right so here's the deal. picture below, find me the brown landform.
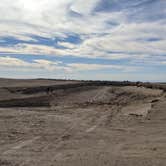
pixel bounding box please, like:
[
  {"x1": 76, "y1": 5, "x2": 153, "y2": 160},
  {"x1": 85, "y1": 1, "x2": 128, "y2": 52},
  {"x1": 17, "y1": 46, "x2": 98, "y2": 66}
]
[{"x1": 0, "y1": 78, "x2": 166, "y2": 166}]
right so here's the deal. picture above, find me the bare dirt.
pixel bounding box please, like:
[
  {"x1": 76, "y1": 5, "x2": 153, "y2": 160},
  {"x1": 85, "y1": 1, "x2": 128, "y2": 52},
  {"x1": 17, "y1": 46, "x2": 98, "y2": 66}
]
[{"x1": 0, "y1": 79, "x2": 166, "y2": 166}]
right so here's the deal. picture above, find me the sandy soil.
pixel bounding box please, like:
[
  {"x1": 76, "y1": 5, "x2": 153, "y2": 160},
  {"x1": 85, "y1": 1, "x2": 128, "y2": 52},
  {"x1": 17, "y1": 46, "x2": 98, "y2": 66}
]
[{"x1": 0, "y1": 79, "x2": 166, "y2": 166}]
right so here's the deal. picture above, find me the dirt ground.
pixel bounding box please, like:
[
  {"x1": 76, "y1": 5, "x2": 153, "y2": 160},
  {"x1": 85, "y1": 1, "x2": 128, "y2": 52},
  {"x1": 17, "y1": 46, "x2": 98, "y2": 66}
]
[{"x1": 0, "y1": 79, "x2": 166, "y2": 166}]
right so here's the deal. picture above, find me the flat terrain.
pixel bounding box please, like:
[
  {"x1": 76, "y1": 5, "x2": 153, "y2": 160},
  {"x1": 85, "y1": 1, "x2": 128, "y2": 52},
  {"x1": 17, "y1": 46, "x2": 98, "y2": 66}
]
[{"x1": 0, "y1": 79, "x2": 166, "y2": 166}]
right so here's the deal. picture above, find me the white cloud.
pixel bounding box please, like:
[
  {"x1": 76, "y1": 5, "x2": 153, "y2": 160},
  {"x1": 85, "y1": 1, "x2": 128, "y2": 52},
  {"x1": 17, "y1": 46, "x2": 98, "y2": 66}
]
[
  {"x1": 0, "y1": 56, "x2": 141, "y2": 73},
  {"x1": 0, "y1": 0, "x2": 106, "y2": 39},
  {"x1": 1, "y1": 18, "x2": 165, "y2": 65},
  {"x1": 67, "y1": 63, "x2": 141, "y2": 72},
  {"x1": 0, "y1": 56, "x2": 28, "y2": 67},
  {"x1": 0, "y1": 43, "x2": 68, "y2": 56},
  {"x1": 0, "y1": 0, "x2": 165, "y2": 80},
  {"x1": 57, "y1": 41, "x2": 76, "y2": 49},
  {"x1": 67, "y1": 63, "x2": 121, "y2": 71},
  {"x1": 0, "y1": 56, "x2": 65, "y2": 71},
  {"x1": 161, "y1": 61, "x2": 166, "y2": 65},
  {"x1": 33, "y1": 59, "x2": 61, "y2": 66},
  {"x1": 70, "y1": 0, "x2": 100, "y2": 15}
]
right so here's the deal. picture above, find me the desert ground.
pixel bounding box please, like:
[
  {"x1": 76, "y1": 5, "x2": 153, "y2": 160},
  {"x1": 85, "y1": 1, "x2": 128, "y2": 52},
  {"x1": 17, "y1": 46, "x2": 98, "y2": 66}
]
[{"x1": 0, "y1": 78, "x2": 166, "y2": 166}]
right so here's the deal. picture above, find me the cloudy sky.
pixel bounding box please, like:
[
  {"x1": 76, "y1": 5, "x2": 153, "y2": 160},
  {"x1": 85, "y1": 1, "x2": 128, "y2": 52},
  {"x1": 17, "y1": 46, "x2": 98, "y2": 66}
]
[{"x1": 0, "y1": 0, "x2": 166, "y2": 81}]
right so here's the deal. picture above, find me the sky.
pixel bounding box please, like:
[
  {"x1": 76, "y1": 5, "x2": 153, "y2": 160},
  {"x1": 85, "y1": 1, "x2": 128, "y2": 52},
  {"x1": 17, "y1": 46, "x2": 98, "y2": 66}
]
[{"x1": 0, "y1": 0, "x2": 166, "y2": 81}]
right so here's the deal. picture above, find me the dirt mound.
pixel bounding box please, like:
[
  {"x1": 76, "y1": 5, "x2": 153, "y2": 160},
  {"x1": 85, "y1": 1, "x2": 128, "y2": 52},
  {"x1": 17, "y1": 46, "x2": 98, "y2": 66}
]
[
  {"x1": 0, "y1": 83, "x2": 163, "y2": 108},
  {"x1": 50, "y1": 85, "x2": 162, "y2": 107}
]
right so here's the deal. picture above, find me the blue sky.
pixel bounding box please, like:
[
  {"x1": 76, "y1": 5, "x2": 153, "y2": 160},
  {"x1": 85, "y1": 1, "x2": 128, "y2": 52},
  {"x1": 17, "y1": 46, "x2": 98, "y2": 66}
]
[{"x1": 0, "y1": 0, "x2": 166, "y2": 81}]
